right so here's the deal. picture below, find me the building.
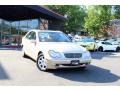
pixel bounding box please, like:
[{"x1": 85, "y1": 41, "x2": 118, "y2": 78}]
[
  {"x1": 109, "y1": 19, "x2": 120, "y2": 38},
  {"x1": 0, "y1": 5, "x2": 66, "y2": 46}
]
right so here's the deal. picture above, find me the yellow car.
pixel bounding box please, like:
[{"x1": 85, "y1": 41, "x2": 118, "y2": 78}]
[{"x1": 74, "y1": 36, "x2": 97, "y2": 51}]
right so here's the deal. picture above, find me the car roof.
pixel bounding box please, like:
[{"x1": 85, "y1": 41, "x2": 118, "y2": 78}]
[{"x1": 28, "y1": 29, "x2": 62, "y2": 33}]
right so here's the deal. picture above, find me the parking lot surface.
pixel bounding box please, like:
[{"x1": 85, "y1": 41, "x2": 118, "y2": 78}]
[{"x1": 0, "y1": 48, "x2": 120, "y2": 85}]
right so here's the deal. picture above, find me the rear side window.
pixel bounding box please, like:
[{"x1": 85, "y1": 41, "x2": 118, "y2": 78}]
[
  {"x1": 102, "y1": 42, "x2": 112, "y2": 45},
  {"x1": 26, "y1": 31, "x2": 36, "y2": 40}
]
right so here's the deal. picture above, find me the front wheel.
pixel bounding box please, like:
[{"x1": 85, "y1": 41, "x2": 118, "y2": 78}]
[
  {"x1": 98, "y1": 46, "x2": 103, "y2": 52},
  {"x1": 37, "y1": 53, "x2": 47, "y2": 71}
]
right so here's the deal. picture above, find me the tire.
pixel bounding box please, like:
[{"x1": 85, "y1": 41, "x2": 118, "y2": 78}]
[
  {"x1": 98, "y1": 46, "x2": 103, "y2": 52},
  {"x1": 116, "y1": 47, "x2": 120, "y2": 52},
  {"x1": 37, "y1": 53, "x2": 47, "y2": 71}
]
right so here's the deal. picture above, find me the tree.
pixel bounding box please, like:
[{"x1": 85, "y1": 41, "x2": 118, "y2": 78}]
[
  {"x1": 84, "y1": 6, "x2": 100, "y2": 37},
  {"x1": 113, "y1": 5, "x2": 120, "y2": 19},
  {"x1": 46, "y1": 5, "x2": 87, "y2": 33},
  {"x1": 84, "y1": 5, "x2": 112, "y2": 38}
]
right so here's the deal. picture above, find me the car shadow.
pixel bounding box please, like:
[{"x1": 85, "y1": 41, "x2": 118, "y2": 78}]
[
  {"x1": 0, "y1": 48, "x2": 22, "y2": 51},
  {"x1": 91, "y1": 51, "x2": 120, "y2": 60},
  {"x1": 0, "y1": 63, "x2": 10, "y2": 80},
  {"x1": 48, "y1": 65, "x2": 120, "y2": 83}
]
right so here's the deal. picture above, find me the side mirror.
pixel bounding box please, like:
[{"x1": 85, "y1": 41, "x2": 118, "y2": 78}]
[{"x1": 95, "y1": 40, "x2": 99, "y2": 43}]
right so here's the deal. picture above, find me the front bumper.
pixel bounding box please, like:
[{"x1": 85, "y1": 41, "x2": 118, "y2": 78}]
[
  {"x1": 81, "y1": 44, "x2": 97, "y2": 51},
  {"x1": 82, "y1": 45, "x2": 95, "y2": 50},
  {"x1": 45, "y1": 59, "x2": 91, "y2": 69}
]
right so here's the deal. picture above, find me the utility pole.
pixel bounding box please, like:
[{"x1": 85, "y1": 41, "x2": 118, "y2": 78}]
[{"x1": 0, "y1": 30, "x2": 1, "y2": 45}]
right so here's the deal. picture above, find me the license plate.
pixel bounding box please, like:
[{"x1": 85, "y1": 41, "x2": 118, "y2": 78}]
[{"x1": 71, "y1": 60, "x2": 79, "y2": 65}]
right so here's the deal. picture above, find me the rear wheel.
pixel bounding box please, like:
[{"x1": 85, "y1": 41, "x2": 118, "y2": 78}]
[
  {"x1": 37, "y1": 53, "x2": 47, "y2": 71},
  {"x1": 98, "y1": 46, "x2": 103, "y2": 52}
]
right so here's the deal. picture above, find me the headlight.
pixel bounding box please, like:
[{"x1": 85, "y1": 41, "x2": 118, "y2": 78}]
[
  {"x1": 84, "y1": 51, "x2": 90, "y2": 56},
  {"x1": 89, "y1": 43, "x2": 94, "y2": 46},
  {"x1": 82, "y1": 51, "x2": 91, "y2": 59},
  {"x1": 48, "y1": 50, "x2": 62, "y2": 58}
]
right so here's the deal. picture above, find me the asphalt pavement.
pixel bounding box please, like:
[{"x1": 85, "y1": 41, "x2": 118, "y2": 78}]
[{"x1": 0, "y1": 48, "x2": 120, "y2": 85}]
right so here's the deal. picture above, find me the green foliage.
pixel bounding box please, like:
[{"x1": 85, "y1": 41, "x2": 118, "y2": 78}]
[
  {"x1": 84, "y1": 5, "x2": 112, "y2": 37},
  {"x1": 46, "y1": 5, "x2": 87, "y2": 33},
  {"x1": 84, "y1": 6, "x2": 100, "y2": 36},
  {"x1": 113, "y1": 5, "x2": 120, "y2": 19},
  {"x1": 47, "y1": 5, "x2": 116, "y2": 38}
]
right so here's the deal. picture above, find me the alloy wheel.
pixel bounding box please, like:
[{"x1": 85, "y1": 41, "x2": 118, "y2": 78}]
[{"x1": 37, "y1": 54, "x2": 47, "y2": 71}]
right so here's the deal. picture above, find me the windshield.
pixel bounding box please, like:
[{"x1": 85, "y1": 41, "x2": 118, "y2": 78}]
[
  {"x1": 78, "y1": 37, "x2": 94, "y2": 42},
  {"x1": 38, "y1": 32, "x2": 71, "y2": 42},
  {"x1": 102, "y1": 42, "x2": 112, "y2": 45}
]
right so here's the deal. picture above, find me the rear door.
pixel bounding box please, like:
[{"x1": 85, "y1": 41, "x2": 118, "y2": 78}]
[{"x1": 24, "y1": 31, "x2": 37, "y2": 57}]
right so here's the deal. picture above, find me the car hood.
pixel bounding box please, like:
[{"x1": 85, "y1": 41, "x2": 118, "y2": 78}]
[{"x1": 37, "y1": 42, "x2": 87, "y2": 53}]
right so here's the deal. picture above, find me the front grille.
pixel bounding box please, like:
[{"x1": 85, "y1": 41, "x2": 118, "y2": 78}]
[{"x1": 64, "y1": 53, "x2": 82, "y2": 58}]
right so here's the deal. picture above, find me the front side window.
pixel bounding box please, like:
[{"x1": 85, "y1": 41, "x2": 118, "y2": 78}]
[{"x1": 38, "y1": 32, "x2": 71, "y2": 42}]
